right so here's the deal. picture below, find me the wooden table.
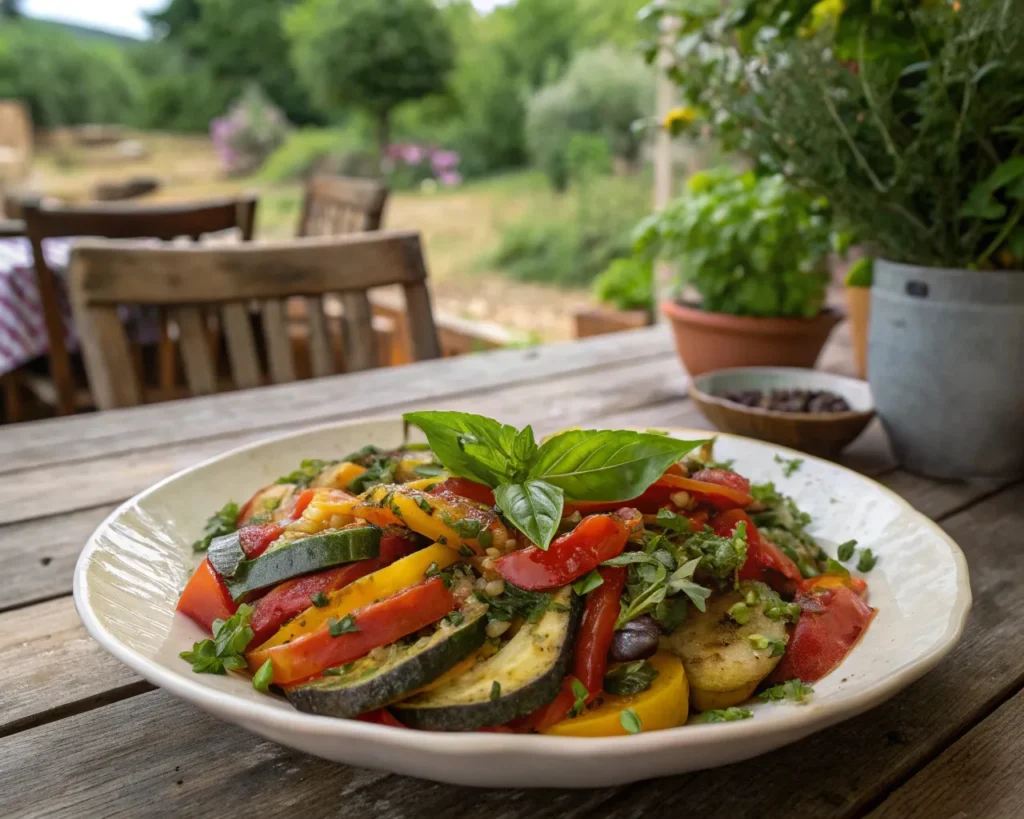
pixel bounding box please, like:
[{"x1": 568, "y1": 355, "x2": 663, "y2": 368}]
[{"x1": 0, "y1": 326, "x2": 1018, "y2": 818}]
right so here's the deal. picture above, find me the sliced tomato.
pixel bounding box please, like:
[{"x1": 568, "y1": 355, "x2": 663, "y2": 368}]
[
  {"x1": 711, "y1": 509, "x2": 802, "y2": 594},
  {"x1": 428, "y1": 478, "x2": 496, "y2": 507},
  {"x1": 257, "y1": 577, "x2": 454, "y2": 685},
  {"x1": 800, "y1": 573, "x2": 868, "y2": 597},
  {"x1": 771, "y1": 586, "x2": 877, "y2": 683},
  {"x1": 656, "y1": 473, "x2": 753, "y2": 510},
  {"x1": 248, "y1": 534, "x2": 419, "y2": 645},
  {"x1": 495, "y1": 509, "x2": 640, "y2": 591},
  {"x1": 176, "y1": 558, "x2": 238, "y2": 633}
]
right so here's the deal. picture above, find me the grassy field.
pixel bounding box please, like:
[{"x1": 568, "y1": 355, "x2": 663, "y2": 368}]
[{"x1": 29, "y1": 133, "x2": 600, "y2": 341}]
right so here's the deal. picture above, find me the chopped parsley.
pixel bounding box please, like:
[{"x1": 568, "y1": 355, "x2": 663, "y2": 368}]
[
  {"x1": 446, "y1": 611, "x2": 465, "y2": 627},
  {"x1": 696, "y1": 707, "x2": 753, "y2": 723},
  {"x1": 569, "y1": 678, "x2": 589, "y2": 717},
  {"x1": 252, "y1": 659, "x2": 274, "y2": 692},
  {"x1": 760, "y1": 679, "x2": 814, "y2": 703},
  {"x1": 857, "y1": 548, "x2": 878, "y2": 572},
  {"x1": 276, "y1": 459, "x2": 334, "y2": 489},
  {"x1": 180, "y1": 605, "x2": 254, "y2": 674},
  {"x1": 192, "y1": 501, "x2": 239, "y2": 553},
  {"x1": 310, "y1": 592, "x2": 329, "y2": 608},
  {"x1": 619, "y1": 708, "x2": 642, "y2": 734},
  {"x1": 476, "y1": 582, "x2": 553, "y2": 624},
  {"x1": 604, "y1": 660, "x2": 659, "y2": 696},
  {"x1": 490, "y1": 680, "x2": 501, "y2": 701},
  {"x1": 836, "y1": 539, "x2": 857, "y2": 562},
  {"x1": 328, "y1": 614, "x2": 359, "y2": 637},
  {"x1": 727, "y1": 601, "x2": 751, "y2": 625},
  {"x1": 775, "y1": 454, "x2": 804, "y2": 477},
  {"x1": 655, "y1": 508, "x2": 691, "y2": 535},
  {"x1": 417, "y1": 497, "x2": 434, "y2": 514},
  {"x1": 748, "y1": 633, "x2": 787, "y2": 657},
  {"x1": 572, "y1": 570, "x2": 604, "y2": 596}
]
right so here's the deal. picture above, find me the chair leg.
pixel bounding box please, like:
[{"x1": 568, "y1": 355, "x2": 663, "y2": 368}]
[{"x1": 2, "y1": 371, "x2": 24, "y2": 423}]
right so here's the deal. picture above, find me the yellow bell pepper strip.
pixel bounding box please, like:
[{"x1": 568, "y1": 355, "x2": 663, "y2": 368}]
[
  {"x1": 311, "y1": 461, "x2": 367, "y2": 490},
  {"x1": 349, "y1": 484, "x2": 510, "y2": 556},
  {"x1": 401, "y1": 476, "x2": 446, "y2": 492},
  {"x1": 544, "y1": 652, "x2": 689, "y2": 736},
  {"x1": 246, "y1": 542, "x2": 458, "y2": 660}
]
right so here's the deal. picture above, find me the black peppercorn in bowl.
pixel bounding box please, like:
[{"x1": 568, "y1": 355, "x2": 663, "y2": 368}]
[{"x1": 689, "y1": 367, "x2": 875, "y2": 458}]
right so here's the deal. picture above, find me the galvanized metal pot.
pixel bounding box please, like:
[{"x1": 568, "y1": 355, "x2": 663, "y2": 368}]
[{"x1": 869, "y1": 260, "x2": 1024, "y2": 479}]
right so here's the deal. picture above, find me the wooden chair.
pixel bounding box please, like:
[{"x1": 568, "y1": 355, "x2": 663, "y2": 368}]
[
  {"x1": 68, "y1": 230, "x2": 442, "y2": 410},
  {"x1": 21, "y1": 196, "x2": 257, "y2": 415},
  {"x1": 297, "y1": 175, "x2": 388, "y2": 237}
]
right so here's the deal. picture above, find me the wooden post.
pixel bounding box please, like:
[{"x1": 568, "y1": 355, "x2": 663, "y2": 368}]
[{"x1": 653, "y1": 15, "x2": 681, "y2": 320}]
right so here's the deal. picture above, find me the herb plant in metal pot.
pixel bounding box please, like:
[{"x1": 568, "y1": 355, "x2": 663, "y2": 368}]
[
  {"x1": 644, "y1": 0, "x2": 1024, "y2": 479},
  {"x1": 632, "y1": 167, "x2": 839, "y2": 376}
]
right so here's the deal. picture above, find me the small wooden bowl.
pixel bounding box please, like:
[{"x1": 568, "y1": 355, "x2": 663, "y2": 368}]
[{"x1": 690, "y1": 367, "x2": 875, "y2": 458}]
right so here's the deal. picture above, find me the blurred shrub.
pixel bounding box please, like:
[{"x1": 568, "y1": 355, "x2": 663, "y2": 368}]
[
  {"x1": 490, "y1": 174, "x2": 649, "y2": 287},
  {"x1": 525, "y1": 47, "x2": 654, "y2": 189},
  {"x1": 257, "y1": 128, "x2": 365, "y2": 183},
  {"x1": 210, "y1": 86, "x2": 290, "y2": 176},
  {"x1": 129, "y1": 43, "x2": 227, "y2": 133},
  {"x1": 592, "y1": 257, "x2": 654, "y2": 314},
  {"x1": 0, "y1": 21, "x2": 141, "y2": 127}
]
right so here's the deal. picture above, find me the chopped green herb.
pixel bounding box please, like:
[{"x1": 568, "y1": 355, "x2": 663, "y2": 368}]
[
  {"x1": 180, "y1": 605, "x2": 254, "y2": 674},
  {"x1": 459, "y1": 544, "x2": 475, "y2": 558},
  {"x1": 573, "y1": 569, "x2": 604, "y2": 596},
  {"x1": 417, "y1": 497, "x2": 434, "y2": 514},
  {"x1": 826, "y1": 557, "x2": 851, "y2": 579},
  {"x1": 451, "y1": 517, "x2": 484, "y2": 540},
  {"x1": 276, "y1": 459, "x2": 334, "y2": 489},
  {"x1": 728, "y1": 601, "x2": 751, "y2": 625},
  {"x1": 328, "y1": 614, "x2": 359, "y2": 637},
  {"x1": 477, "y1": 529, "x2": 493, "y2": 549},
  {"x1": 476, "y1": 582, "x2": 553, "y2": 624},
  {"x1": 569, "y1": 678, "x2": 589, "y2": 717},
  {"x1": 490, "y1": 680, "x2": 501, "y2": 701},
  {"x1": 857, "y1": 548, "x2": 877, "y2": 572},
  {"x1": 323, "y1": 662, "x2": 355, "y2": 677},
  {"x1": 706, "y1": 458, "x2": 736, "y2": 471},
  {"x1": 774, "y1": 454, "x2": 804, "y2": 477},
  {"x1": 447, "y1": 611, "x2": 465, "y2": 627},
  {"x1": 252, "y1": 659, "x2": 274, "y2": 692},
  {"x1": 619, "y1": 708, "x2": 642, "y2": 734},
  {"x1": 412, "y1": 463, "x2": 446, "y2": 478},
  {"x1": 760, "y1": 679, "x2": 814, "y2": 703},
  {"x1": 744, "y1": 581, "x2": 803, "y2": 624},
  {"x1": 748, "y1": 633, "x2": 787, "y2": 657},
  {"x1": 604, "y1": 660, "x2": 659, "y2": 696},
  {"x1": 424, "y1": 561, "x2": 441, "y2": 579},
  {"x1": 437, "y1": 535, "x2": 448, "y2": 545},
  {"x1": 192, "y1": 501, "x2": 239, "y2": 553},
  {"x1": 696, "y1": 707, "x2": 753, "y2": 723},
  {"x1": 836, "y1": 539, "x2": 857, "y2": 562},
  {"x1": 656, "y1": 508, "x2": 690, "y2": 535},
  {"x1": 310, "y1": 592, "x2": 329, "y2": 608}
]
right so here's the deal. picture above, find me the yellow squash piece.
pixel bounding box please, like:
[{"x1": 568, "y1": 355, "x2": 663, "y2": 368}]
[
  {"x1": 544, "y1": 652, "x2": 689, "y2": 737},
  {"x1": 402, "y1": 476, "x2": 446, "y2": 492},
  {"x1": 350, "y1": 484, "x2": 508, "y2": 556},
  {"x1": 247, "y1": 543, "x2": 459, "y2": 661},
  {"x1": 311, "y1": 461, "x2": 367, "y2": 490}
]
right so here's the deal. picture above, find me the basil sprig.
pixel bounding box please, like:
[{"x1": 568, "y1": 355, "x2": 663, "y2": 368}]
[{"x1": 403, "y1": 411, "x2": 706, "y2": 549}]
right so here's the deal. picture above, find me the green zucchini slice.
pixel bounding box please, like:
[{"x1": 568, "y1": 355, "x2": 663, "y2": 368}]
[
  {"x1": 286, "y1": 608, "x2": 488, "y2": 718},
  {"x1": 225, "y1": 527, "x2": 380, "y2": 601},
  {"x1": 393, "y1": 585, "x2": 582, "y2": 731}
]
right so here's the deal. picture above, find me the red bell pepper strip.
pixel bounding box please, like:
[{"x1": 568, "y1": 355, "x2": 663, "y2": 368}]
[
  {"x1": 357, "y1": 709, "x2": 406, "y2": 728},
  {"x1": 771, "y1": 585, "x2": 877, "y2": 683},
  {"x1": 800, "y1": 573, "x2": 868, "y2": 598},
  {"x1": 288, "y1": 488, "x2": 317, "y2": 520},
  {"x1": 495, "y1": 510, "x2": 640, "y2": 591},
  {"x1": 712, "y1": 509, "x2": 802, "y2": 594},
  {"x1": 429, "y1": 478, "x2": 496, "y2": 507},
  {"x1": 656, "y1": 473, "x2": 753, "y2": 510},
  {"x1": 690, "y1": 468, "x2": 751, "y2": 495},
  {"x1": 176, "y1": 558, "x2": 238, "y2": 633},
  {"x1": 248, "y1": 534, "x2": 418, "y2": 645},
  {"x1": 562, "y1": 483, "x2": 678, "y2": 517},
  {"x1": 259, "y1": 577, "x2": 455, "y2": 685},
  {"x1": 237, "y1": 523, "x2": 286, "y2": 559},
  {"x1": 522, "y1": 566, "x2": 629, "y2": 732}
]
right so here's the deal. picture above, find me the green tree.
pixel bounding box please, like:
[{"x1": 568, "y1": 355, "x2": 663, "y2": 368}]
[
  {"x1": 0, "y1": 0, "x2": 21, "y2": 19},
  {"x1": 285, "y1": 0, "x2": 454, "y2": 155}
]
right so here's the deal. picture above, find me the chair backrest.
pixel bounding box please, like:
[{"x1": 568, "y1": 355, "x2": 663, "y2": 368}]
[
  {"x1": 297, "y1": 175, "x2": 388, "y2": 237},
  {"x1": 22, "y1": 196, "x2": 258, "y2": 415},
  {"x1": 69, "y1": 230, "x2": 442, "y2": 410}
]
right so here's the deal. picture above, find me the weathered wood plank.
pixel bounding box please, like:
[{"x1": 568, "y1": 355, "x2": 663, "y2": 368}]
[
  {"x1": 0, "y1": 328, "x2": 674, "y2": 475},
  {"x1": 0, "y1": 596, "x2": 146, "y2": 739},
  {"x1": 868, "y1": 687, "x2": 1024, "y2": 819}
]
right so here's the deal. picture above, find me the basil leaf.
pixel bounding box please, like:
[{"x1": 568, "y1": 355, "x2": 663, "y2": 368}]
[
  {"x1": 573, "y1": 569, "x2": 604, "y2": 596},
  {"x1": 619, "y1": 708, "x2": 642, "y2": 734},
  {"x1": 696, "y1": 707, "x2": 753, "y2": 723},
  {"x1": 494, "y1": 480, "x2": 564, "y2": 549},
  {"x1": 604, "y1": 660, "x2": 659, "y2": 696},
  {"x1": 252, "y1": 660, "x2": 274, "y2": 692},
  {"x1": 403, "y1": 411, "x2": 522, "y2": 486},
  {"x1": 528, "y1": 429, "x2": 707, "y2": 501}
]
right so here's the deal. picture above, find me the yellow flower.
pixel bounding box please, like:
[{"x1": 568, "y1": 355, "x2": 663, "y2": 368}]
[{"x1": 663, "y1": 106, "x2": 696, "y2": 132}]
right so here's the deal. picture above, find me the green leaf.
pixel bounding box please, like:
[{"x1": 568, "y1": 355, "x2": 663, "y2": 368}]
[
  {"x1": 570, "y1": 678, "x2": 589, "y2": 717},
  {"x1": 490, "y1": 680, "x2": 502, "y2": 701},
  {"x1": 760, "y1": 679, "x2": 814, "y2": 703},
  {"x1": 180, "y1": 605, "x2": 254, "y2": 675},
  {"x1": 604, "y1": 660, "x2": 660, "y2": 696},
  {"x1": 275, "y1": 459, "x2": 334, "y2": 489},
  {"x1": 1007, "y1": 228, "x2": 1024, "y2": 260},
  {"x1": 857, "y1": 548, "x2": 877, "y2": 572},
  {"x1": 403, "y1": 411, "x2": 522, "y2": 487},
  {"x1": 192, "y1": 501, "x2": 239, "y2": 553},
  {"x1": 252, "y1": 659, "x2": 274, "y2": 692},
  {"x1": 619, "y1": 708, "x2": 643, "y2": 734},
  {"x1": 573, "y1": 569, "x2": 605, "y2": 596},
  {"x1": 836, "y1": 540, "x2": 857, "y2": 562},
  {"x1": 494, "y1": 480, "x2": 564, "y2": 549},
  {"x1": 310, "y1": 592, "x2": 329, "y2": 608},
  {"x1": 528, "y1": 429, "x2": 706, "y2": 501},
  {"x1": 696, "y1": 707, "x2": 753, "y2": 724},
  {"x1": 656, "y1": 508, "x2": 691, "y2": 535},
  {"x1": 961, "y1": 158, "x2": 1024, "y2": 220},
  {"x1": 328, "y1": 614, "x2": 359, "y2": 637}
]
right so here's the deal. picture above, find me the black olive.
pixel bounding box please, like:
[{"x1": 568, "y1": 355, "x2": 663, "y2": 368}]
[{"x1": 608, "y1": 614, "x2": 660, "y2": 663}]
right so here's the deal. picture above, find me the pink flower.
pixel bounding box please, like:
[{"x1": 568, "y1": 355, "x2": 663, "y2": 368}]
[
  {"x1": 438, "y1": 171, "x2": 462, "y2": 186},
  {"x1": 432, "y1": 150, "x2": 460, "y2": 171}
]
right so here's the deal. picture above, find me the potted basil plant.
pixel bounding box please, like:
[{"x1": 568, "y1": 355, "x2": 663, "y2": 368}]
[{"x1": 633, "y1": 167, "x2": 839, "y2": 376}]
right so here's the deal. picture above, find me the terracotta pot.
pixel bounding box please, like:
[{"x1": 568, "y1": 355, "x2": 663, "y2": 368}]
[
  {"x1": 844, "y1": 286, "x2": 871, "y2": 380},
  {"x1": 660, "y1": 300, "x2": 842, "y2": 376}
]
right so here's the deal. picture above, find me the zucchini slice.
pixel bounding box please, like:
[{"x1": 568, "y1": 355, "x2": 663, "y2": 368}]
[
  {"x1": 286, "y1": 607, "x2": 488, "y2": 718},
  {"x1": 225, "y1": 527, "x2": 380, "y2": 601},
  {"x1": 393, "y1": 585, "x2": 582, "y2": 731}
]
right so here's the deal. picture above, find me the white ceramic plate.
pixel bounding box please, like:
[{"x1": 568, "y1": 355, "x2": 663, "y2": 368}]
[{"x1": 74, "y1": 418, "x2": 971, "y2": 788}]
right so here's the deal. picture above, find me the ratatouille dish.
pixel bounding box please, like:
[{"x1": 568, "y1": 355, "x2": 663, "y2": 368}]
[{"x1": 177, "y1": 412, "x2": 876, "y2": 735}]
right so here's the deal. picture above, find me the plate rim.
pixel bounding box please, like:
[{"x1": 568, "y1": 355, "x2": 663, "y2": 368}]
[{"x1": 73, "y1": 417, "x2": 972, "y2": 759}]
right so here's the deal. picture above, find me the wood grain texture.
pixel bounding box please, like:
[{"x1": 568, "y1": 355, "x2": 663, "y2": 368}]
[
  {"x1": 0, "y1": 328, "x2": 674, "y2": 474},
  {"x1": 171, "y1": 307, "x2": 217, "y2": 396},
  {"x1": 0, "y1": 597, "x2": 145, "y2": 738},
  {"x1": 868, "y1": 686, "x2": 1024, "y2": 819},
  {"x1": 220, "y1": 304, "x2": 261, "y2": 390}
]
